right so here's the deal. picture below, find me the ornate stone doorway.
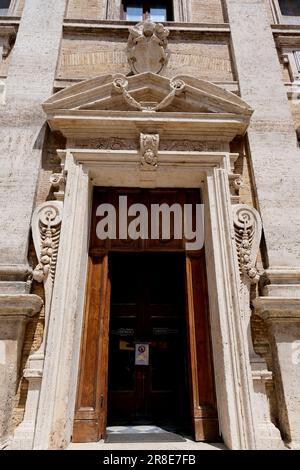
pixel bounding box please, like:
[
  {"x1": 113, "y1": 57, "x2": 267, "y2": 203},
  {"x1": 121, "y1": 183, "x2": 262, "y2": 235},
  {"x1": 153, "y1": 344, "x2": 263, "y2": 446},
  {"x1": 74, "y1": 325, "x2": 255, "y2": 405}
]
[{"x1": 29, "y1": 72, "x2": 259, "y2": 450}]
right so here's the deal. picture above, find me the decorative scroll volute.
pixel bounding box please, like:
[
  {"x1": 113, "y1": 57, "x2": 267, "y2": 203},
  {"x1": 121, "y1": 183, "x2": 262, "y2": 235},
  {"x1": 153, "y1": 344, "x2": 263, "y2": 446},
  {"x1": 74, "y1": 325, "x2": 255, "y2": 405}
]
[
  {"x1": 233, "y1": 204, "x2": 262, "y2": 284},
  {"x1": 32, "y1": 201, "x2": 63, "y2": 284}
]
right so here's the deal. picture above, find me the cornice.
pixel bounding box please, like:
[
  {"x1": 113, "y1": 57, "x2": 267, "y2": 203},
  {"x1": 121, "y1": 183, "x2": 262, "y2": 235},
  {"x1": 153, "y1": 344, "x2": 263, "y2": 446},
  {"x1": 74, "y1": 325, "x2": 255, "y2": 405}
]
[
  {"x1": 63, "y1": 19, "x2": 230, "y2": 37},
  {"x1": 54, "y1": 78, "x2": 239, "y2": 94},
  {"x1": 47, "y1": 110, "x2": 250, "y2": 140},
  {"x1": 0, "y1": 18, "x2": 20, "y2": 29},
  {"x1": 0, "y1": 294, "x2": 43, "y2": 319},
  {"x1": 272, "y1": 24, "x2": 300, "y2": 34},
  {"x1": 254, "y1": 297, "x2": 300, "y2": 323}
]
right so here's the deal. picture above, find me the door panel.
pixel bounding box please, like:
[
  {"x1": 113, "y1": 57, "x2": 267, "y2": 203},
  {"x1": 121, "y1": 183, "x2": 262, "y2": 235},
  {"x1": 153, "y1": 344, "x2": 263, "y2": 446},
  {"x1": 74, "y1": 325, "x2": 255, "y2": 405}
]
[
  {"x1": 107, "y1": 252, "x2": 189, "y2": 428},
  {"x1": 186, "y1": 251, "x2": 219, "y2": 441},
  {"x1": 72, "y1": 255, "x2": 111, "y2": 442}
]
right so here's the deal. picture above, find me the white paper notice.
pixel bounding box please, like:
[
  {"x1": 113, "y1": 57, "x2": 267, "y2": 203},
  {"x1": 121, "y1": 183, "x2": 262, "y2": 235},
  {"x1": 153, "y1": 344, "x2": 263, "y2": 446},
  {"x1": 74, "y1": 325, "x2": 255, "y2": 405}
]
[{"x1": 135, "y1": 343, "x2": 149, "y2": 365}]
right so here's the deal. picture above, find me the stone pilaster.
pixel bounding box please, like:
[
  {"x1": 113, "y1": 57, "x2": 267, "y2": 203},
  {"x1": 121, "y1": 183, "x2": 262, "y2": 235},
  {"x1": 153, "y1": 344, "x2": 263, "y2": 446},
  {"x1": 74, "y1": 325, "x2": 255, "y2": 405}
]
[
  {"x1": 0, "y1": 0, "x2": 67, "y2": 443},
  {"x1": 226, "y1": 0, "x2": 300, "y2": 267},
  {"x1": 0, "y1": 0, "x2": 67, "y2": 286},
  {"x1": 0, "y1": 295, "x2": 42, "y2": 447},
  {"x1": 254, "y1": 283, "x2": 300, "y2": 448},
  {"x1": 227, "y1": 0, "x2": 300, "y2": 448}
]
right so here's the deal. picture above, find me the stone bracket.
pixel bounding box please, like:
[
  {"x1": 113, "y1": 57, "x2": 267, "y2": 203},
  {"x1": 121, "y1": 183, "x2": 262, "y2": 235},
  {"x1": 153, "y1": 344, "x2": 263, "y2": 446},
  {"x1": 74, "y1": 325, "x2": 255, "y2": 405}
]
[
  {"x1": 32, "y1": 201, "x2": 63, "y2": 285},
  {"x1": 0, "y1": 25, "x2": 16, "y2": 62},
  {"x1": 232, "y1": 204, "x2": 262, "y2": 285},
  {"x1": 0, "y1": 294, "x2": 43, "y2": 319}
]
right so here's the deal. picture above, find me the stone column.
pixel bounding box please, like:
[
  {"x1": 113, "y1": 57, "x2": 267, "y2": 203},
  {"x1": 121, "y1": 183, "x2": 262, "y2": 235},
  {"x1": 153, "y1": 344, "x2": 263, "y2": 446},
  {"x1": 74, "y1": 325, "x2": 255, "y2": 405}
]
[
  {"x1": 226, "y1": 0, "x2": 300, "y2": 448},
  {"x1": 254, "y1": 299, "x2": 300, "y2": 448},
  {"x1": 0, "y1": 0, "x2": 67, "y2": 443},
  {"x1": 0, "y1": 295, "x2": 42, "y2": 447}
]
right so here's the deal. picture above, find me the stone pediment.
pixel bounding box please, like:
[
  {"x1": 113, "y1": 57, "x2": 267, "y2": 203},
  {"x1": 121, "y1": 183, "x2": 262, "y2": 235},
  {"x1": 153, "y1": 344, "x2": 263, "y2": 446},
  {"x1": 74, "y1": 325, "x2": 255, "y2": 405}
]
[
  {"x1": 43, "y1": 73, "x2": 252, "y2": 140},
  {"x1": 43, "y1": 72, "x2": 252, "y2": 116}
]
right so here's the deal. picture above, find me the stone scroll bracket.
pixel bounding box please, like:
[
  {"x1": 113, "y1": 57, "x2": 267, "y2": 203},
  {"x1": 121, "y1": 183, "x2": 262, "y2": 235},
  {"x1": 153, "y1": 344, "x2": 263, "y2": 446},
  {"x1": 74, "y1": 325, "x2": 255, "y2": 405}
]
[
  {"x1": 233, "y1": 204, "x2": 262, "y2": 286},
  {"x1": 32, "y1": 200, "x2": 63, "y2": 285},
  {"x1": 32, "y1": 164, "x2": 66, "y2": 285}
]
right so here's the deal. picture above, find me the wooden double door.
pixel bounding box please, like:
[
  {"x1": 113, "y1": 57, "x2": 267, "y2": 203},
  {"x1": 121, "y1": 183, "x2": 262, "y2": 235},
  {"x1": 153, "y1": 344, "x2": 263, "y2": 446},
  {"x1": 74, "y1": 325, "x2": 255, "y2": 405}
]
[
  {"x1": 72, "y1": 250, "x2": 219, "y2": 443},
  {"x1": 72, "y1": 188, "x2": 219, "y2": 443}
]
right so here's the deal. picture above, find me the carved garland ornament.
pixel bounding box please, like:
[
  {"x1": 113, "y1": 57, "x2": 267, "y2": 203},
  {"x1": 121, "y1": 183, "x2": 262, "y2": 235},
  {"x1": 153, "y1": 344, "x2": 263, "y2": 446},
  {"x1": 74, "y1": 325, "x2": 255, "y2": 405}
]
[
  {"x1": 233, "y1": 204, "x2": 262, "y2": 284},
  {"x1": 113, "y1": 75, "x2": 185, "y2": 112}
]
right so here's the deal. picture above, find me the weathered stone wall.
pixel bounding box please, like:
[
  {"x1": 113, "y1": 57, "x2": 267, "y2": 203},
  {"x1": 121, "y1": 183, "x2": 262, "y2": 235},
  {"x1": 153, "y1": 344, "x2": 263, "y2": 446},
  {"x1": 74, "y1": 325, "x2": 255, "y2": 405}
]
[
  {"x1": 66, "y1": 0, "x2": 105, "y2": 20},
  {"x1": 65, "y1": 0, "x2": 225, "y2": 22},
  {"x1": 0, "y1": 0, "x2": 67, "y2": 444},
  {"x1": 263, "y1": 0, "x2": 275, "y2": 23},
  {"x1": 57, "y1": 32, "x2": 233, "y2": 81},
  {"x1": 0, "y1": 0, "x2": 66, "y2": 268},
  {"x1": 227, "y1": 0, "x2": 300, "y2": 266},
  {"x1": 191, "y1": 0, "x2": 224, "y2": 23}
]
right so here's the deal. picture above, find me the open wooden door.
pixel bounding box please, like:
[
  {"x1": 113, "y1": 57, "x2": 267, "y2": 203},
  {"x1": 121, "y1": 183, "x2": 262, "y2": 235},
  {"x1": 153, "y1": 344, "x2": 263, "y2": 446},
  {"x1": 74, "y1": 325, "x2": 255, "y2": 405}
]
[
  {"x1": 72, "y1": 254, "x2": 111, "y2": 442},
  {"x1": 185, "y1": 250, "x2": 219, "y2": 441}
]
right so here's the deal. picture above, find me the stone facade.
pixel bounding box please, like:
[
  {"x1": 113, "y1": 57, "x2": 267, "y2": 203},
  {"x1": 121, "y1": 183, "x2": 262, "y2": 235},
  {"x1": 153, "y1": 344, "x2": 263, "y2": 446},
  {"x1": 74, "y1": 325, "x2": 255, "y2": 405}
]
[{"x1": 0, "y1": 0, "x2": 300, "y2": 450}]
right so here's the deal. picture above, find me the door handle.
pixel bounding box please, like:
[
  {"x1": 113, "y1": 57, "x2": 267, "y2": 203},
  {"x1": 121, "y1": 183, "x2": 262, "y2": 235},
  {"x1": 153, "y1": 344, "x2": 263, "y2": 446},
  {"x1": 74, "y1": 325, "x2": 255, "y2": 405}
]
[{"x1": 100, "y1": 393, "x2": 104, "y2": 408}]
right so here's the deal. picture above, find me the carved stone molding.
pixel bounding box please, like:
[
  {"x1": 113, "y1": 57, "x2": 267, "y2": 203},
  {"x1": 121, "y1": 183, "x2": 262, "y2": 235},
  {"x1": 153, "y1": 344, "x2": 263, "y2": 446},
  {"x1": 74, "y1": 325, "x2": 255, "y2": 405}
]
[
  {"x1": 32, "y1": 201, "x2": 63, "y2": 284},
  {"x1": 127, "y1": 20, "x2": 170, "y2": 75},
  {"x1": 74, "y1": 137, "x2": 137, "y2": 150},
  {"x1": 140, "y1": 133, "x2": 159, "y2": 169},
  {"x1": 233, "y1": 204, "x2": 262, "y2": 285},
  {"x1": 113, "y1": 74, "x2": 185, "y2": 112},
  {"x1": 160, "y1": 140, "x2": 225, "y2": 152}
]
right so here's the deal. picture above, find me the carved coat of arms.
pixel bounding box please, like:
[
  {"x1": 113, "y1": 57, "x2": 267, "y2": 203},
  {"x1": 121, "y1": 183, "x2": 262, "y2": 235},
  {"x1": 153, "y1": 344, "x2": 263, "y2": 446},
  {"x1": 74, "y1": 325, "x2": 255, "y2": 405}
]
[{"x1": 127, "y1": 20, "x2": 170, "y2": 75}]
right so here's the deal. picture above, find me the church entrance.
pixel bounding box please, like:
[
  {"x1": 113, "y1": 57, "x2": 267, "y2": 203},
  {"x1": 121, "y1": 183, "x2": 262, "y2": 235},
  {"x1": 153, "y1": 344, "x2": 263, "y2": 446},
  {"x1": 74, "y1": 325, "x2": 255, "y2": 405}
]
[
  {"x1": 72, "y1": 188, "x2": 219, "y2": 443},
  {"x1": 107, "y1": 252, "x2": 189, "y2": 429}
]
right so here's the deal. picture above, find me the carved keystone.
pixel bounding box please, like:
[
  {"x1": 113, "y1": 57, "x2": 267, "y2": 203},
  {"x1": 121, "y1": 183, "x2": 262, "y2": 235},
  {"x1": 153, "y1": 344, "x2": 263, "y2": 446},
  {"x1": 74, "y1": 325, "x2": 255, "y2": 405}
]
[{"x1": 140, "y1": 133, "x2": 160, "y2": 169}]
